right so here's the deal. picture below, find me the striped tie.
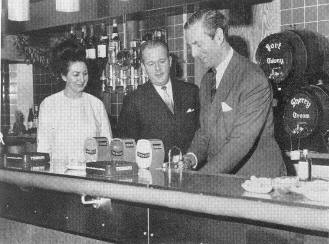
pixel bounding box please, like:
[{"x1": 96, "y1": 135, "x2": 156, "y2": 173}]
[
  {"x1": 161, "y1": 86, "x2": 174, "y2": 113},
  {"x1": 210, "y1": 69, "x2": 217, "y2": 102}
]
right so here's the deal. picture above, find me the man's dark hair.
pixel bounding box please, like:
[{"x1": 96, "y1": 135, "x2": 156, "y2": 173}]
[
  {"x1": 51, "y1": 39, "x2": 86, "y2": 77},
  {"x1": 140, "y1": 40, "x2": 170, "y2": 63},
  {"x1": 184, "y1": 9, "x2": 229, "y2": 40}
]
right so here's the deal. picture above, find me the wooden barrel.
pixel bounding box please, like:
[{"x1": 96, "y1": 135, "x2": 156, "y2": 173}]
[
  {"x1": 283, "y1": 84, "x2": 329, "y2": 139},
  {"x1": 256, "y1": 30, "x2": 329, "y2": 91}
]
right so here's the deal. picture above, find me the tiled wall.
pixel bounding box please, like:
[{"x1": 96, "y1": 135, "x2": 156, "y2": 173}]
[
  {"x1": 280, "y1": 0, "x2": 329, "y2": 37},
  {"x1": 137, "y1": 5, "x2": 190, "y2": 82},
  {"x1": 33, "y1": 65, "x2": 64, "y2": 106}
]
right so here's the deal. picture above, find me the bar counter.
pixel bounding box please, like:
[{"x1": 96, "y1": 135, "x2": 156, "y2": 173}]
[{"x1": 0, "y1": 162, "x2": 328, "y2": 243}]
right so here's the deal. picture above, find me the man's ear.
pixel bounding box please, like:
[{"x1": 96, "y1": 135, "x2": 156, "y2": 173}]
[
  {"x1": 214, "y1": 28, "x2": 224, "y2": 45},
  {"x1": 169, "y1": 55, "x2": 172, "y2": 67}
]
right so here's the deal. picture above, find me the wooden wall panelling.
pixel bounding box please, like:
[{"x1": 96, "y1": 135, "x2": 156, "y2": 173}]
[{"x1": 229, "y1": 0, "x2": 280, "y2": 62}]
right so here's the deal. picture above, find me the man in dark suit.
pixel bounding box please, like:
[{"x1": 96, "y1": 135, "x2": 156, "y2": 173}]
[
  {"x1": 182, "y1": 9, "x2": 287, "y2": 177},
  {"x1": 117, "y1": 40, "x2": 199, "y2": 159}
]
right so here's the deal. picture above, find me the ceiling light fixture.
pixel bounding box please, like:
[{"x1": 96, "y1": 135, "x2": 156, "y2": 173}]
[
  {"x1": 56, "y1": 0, "x2": 80, "y2": 12},
  {"x1": 8, "y1": 0, "x2": 30, "y2": 21}
]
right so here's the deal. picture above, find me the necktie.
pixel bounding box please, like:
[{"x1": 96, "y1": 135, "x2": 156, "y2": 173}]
[
  {"x1": 210, "y1": 69, "x2": 217, "y2": 102},
  {"x1": 161, "y1": 86, "x2": 174, "y2": 113}
]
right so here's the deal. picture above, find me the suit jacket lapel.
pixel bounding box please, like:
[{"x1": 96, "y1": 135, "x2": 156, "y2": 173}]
[
  {"x1": 215, "y1": 51, "x2": 239, "y2": 102},
  {"x1": 209, "y1": 51, "x2": 239, "y2": 119},
  {"x1": 171, "y1": 79, "x2": 182, "y2": 115}
]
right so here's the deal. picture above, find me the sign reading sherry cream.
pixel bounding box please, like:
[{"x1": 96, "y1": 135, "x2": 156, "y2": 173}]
[{"x1": 283, "y1": 92, "x2": 318, "y2": 138}]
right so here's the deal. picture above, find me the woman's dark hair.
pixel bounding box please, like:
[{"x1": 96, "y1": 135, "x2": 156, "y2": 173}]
[{"x1": 51, "y1": 39, "x2": 86, "y2": 76}]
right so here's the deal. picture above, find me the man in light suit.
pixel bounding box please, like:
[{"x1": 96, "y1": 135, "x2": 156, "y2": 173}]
[
  {"x1": 117, "y1": 40, "x2": 199, "y2": 159},
  {"x1": 182, "y1": 9, "x2": 286, "y2": 177}
]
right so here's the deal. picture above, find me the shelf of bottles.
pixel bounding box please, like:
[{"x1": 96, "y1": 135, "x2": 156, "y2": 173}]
[{"x1": 67, "y1": 18, "x2": 167, "y2": 129}]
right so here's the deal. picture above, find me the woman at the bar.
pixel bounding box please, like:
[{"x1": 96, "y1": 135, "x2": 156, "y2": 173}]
[{"x1": 37, "y1": 40, "x2": 112, "y2": 167}]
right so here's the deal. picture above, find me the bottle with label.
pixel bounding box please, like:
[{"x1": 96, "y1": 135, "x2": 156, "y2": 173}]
[
  {"x1": 69, "y1": 25, "x2": 76, "y2": 40},
  {"x1": 111, "y1": 19, "x2": 121, "y2": 54},
  {"x1": 80, "y1": 25, "x2": 87, "y2": 54},
  {"x1": 105, "y1": 63, "x2": 115, "y2": 92},
  {"x1": 97, "y1": 23, "x2": 108, "y2": 63},
  {"x1": 117, "y1": 69, "x2": 127, "y2": 93},
  {"x1": 100, "y1": 70, "x2": 107, "y2": 93},
  {"x1": 86, "y1": 24, "x2": 97, "y2": 60},
  {"x1": 106, "y1": 19, "x2": 121, "y2": 91},
  {"x1": 27, "y1": 107, "x2": 34, "y2": 133},
  {"x1": 130, "y1": 40, "x2": 141, "y2": 89},
  {"x1": 33, "y1": 105, "x2": 39, "y2": 130},
  {"x1": 298, "y1": 149, "x2": 312, "y2": 181}
]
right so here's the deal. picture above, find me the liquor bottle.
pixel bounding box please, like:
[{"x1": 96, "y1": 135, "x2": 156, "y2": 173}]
[
  {"x1": 97, "y1": 23, "x2": 108, "y2": 62},
  {"x1": 111, "y1": 19, "x2": 120, "y2": 53},
  {"x1": 298, "y1": 149, "x2": 312, "y2": 181},
  {"x1": 80, "y1": 25, "x2": 87, "y2": 52},
  {"x1": 130, "y1": 40, "x2": 141, "y2": 89},
  {"x1": 100, "y1": 69, "x2": 107, "y2": 93},
  {"x1": 152, "y1": 29, "x2": 167, "y2": 42},
  {"x1": 69, "y1": 25, "x2": 76, "y2": 40},
  {"x1": 153, "y1": 29, "x2": 162, "y2": 41},
  {"x1": 141, "y1": 66, "x2": 148, "y2": 85},
  {"x1": 141, "y1": 32, "x2": 153, "y2": 44},
  {"x1": 86, "y1": 24, "x2": 96, "y2": 60},
  {"x1": 27, "y1": 107, "x2": 33, "y2": 132},
  {"x1": 117, "y1": 69, "x2": 125, "y2": 92},
  {"x1": 105, "y1": 63, "x2": 115, "y2": 91},
  {"x1": 33, "y1": 105, "x2": 39, "y2": 130}
]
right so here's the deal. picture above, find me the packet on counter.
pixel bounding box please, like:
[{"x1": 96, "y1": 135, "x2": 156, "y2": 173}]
[
  {"x1": 241, "y1": 176, "x2": 273, "y2": 194},
  {"x1": 272, "y1": 176, "x2": 299, "y2": 193},
  {"x1": 289, "y1": 180, "x2": 329, "y2": 203}
]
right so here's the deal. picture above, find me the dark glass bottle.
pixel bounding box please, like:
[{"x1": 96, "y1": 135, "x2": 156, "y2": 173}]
[
  {"x1": 33, "y1": 105, "x2": 39, "y2": 130},
  {"x1": 97, "y1": 23, "x2": 108, "y2": 60},
  {"x1": 69, "y1": 25, "x2": 76, "y2": 40},
  {"x1": 27, "y1": 107, "x2": 33, "y2": 132},
  {"x1": 111, "y1": 19, "x2": 120, "y2": 56},
  {"x1": 80, "y1": 25, "x2": 87, "y2": 51},
  {"x1": 86, "y1": 24, "x2": 96, "y2": 60}
]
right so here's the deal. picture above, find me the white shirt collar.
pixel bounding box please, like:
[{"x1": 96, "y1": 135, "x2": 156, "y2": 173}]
[
  {"x1": 215, "y1": 47, "x2": 234, "y2": 88},
  {"x1": 153, "y1": 79, "x2": 173, "y2": 102}
]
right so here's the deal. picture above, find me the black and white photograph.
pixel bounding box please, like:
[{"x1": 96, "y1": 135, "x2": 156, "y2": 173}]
[{"x1": 0, "y1": 0, "x2": 329, "y2": 243}]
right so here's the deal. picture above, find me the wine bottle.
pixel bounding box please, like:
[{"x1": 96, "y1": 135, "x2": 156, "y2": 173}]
[
  {"x1": 80, "y1": 25, "x2": 87, "y2": 51},
  {"x1": 100, "y1": 69, "x2": 107, "y2": 93},
  {"x1": 111, "y1": 19, "x2": 120, "y2": 56},
  {"x1": 33, "y1": 105, "x2": 39, "y2": 130},
  {"x1": 86, "y1": 24, "x2": 96, "y2": 60},
  {"x1": 97, "y1": 23, "x2": 108, "y2": 61},
  {"x1": 27, "y1": 107, "x2": 33, "y2": 132},
  {"x1": 69, "y1": 25, "x2": 76, "y2": 40},
  {"x1": 105, "y1": 62, "x2": 115, "y2": 92},
  {"x1": 130, "y1": 40, "x2": 141, "y2": 89}
]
